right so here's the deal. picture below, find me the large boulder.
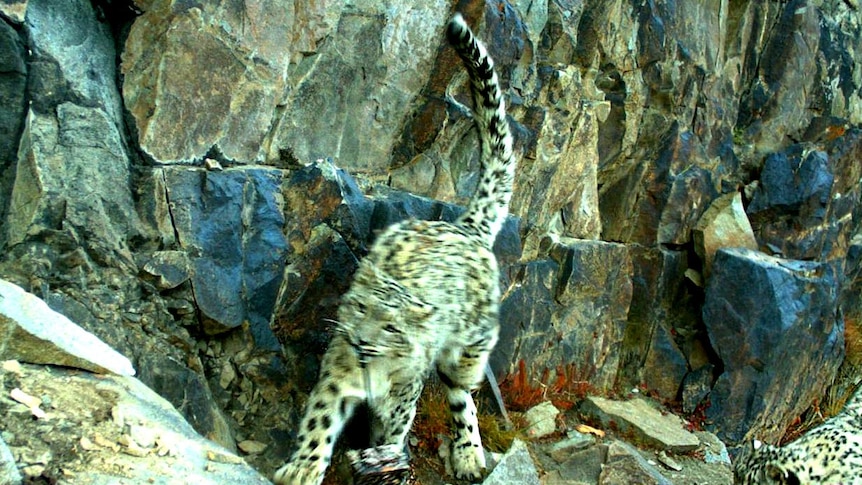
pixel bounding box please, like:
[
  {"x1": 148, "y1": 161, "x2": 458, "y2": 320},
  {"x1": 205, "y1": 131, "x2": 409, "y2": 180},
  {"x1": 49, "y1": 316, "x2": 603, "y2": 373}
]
[
  {"x1": 162, "y1": 166, "x2": 287, "y2": 349},
  {"x1": 703, "y1": 248, "x2": 844, "y2": 445},
  {"x1": 495, "y1": 237, "x2": 631, "y2": 394}
]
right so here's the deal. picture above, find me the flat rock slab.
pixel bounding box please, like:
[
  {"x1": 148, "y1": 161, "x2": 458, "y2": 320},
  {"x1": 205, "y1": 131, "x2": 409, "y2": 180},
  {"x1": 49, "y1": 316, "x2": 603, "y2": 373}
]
[
  {"x1": 0, "y1": 279, "x2": 135, "y2": 376},
  {"x1": 580, "y1": 396, "x2": 699, "y2": 452}
]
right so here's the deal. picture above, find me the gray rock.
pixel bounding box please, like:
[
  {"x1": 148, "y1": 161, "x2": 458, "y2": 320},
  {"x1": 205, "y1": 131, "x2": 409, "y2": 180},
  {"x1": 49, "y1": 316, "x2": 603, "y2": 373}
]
[
  {"x1": 748, "y1": 148, "x2": 833, "y2": 258},
  {"x1": 509, "y1": 66, "x2": 603, "y2": 258},
  {"x1": 0, "y1": 19, "x2": 26, "y2": 248},
  {"x1": 26, "y1": 0, "x2": 123, "y2": 117},
  {"x1": 580, "y1": 396, "x2": 700, "y2": 452},
  {"x1": 545, "y1": 429, "x2": 596, "y2": 463},
  {"x1": 546, "y1": 238, "x2": 632, "y2": 392},
  {"x1": 543, "y1": 444, "x2": 607, "y2": 485},
  {"x1": 8, "y1": 102, "x2": 138, "y2": 271},
  {"x1": 681, "y1": 364, "x2": 714, "y2": 414},
  {"x1": 164, "y1": 167, "x2": 286, "y2": 349},
  {"x1": 0, "y1": 433, "x2": 21, "y2": 485},
  {"x1": 0, "y1": 1, "x2": 26, "y2": 23},
  {"x1": 735, "y1": 3, "x2": 822, "y2": 152},
  {"x1": 600, "y1": 123, "x2": 718, "y2": 246},
  {"x1": 618, "y1": 246, "x2": 701, "y2": 402},
  {"x1": 523, "y1": 401, "x2": 560, "y2": 439},
  {"x1": 598, "y1": 441, "x2": 672, "y2": 485},
  {"x1": 135, "y1": 352, "x2": 234, "y2": 452},
  {"x1": 494, "y1": 238, "x2": 631, "y2": 393},
  {"x1": 270, "y1": 2, "x2": 448, "y2": 172},
  {"x1": 696, "y1": 431, "x2": 731, "y2": 466},
  {"x1": 640, "y1": 322, "x2": 688, "y2": 402},
  {"x1": 483, "y1": 439, "x2": 540, "y2": 485},
  {"x1": 703, "y1": 248, "x2": 844, "y2": 445},
  {"x1": 141, "y1": 251, "x2": 192, "y2": 290},
  {"x1": 0, "y1": 279, "x2": 135, "y2": 376}
]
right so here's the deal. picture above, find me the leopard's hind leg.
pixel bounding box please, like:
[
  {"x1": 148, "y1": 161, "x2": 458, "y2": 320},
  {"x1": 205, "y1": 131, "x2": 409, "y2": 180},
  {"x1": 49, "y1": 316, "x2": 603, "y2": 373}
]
[
  {"x1": 273, "y1": 336, "x2": 365, "y2": 485},
  {"x1": 369, "y1": 377, "x2": 424, "y2": 448},
  {"x1": 436, "y1": 335, "x2": 496, "y2": 481}
]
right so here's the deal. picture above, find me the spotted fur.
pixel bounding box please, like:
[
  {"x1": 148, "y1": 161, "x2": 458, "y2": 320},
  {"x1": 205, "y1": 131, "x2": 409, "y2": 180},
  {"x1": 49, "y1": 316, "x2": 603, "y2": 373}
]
[
  {"x1": 273, "y1": 13, "x2": 515, "y2": 485},
  {"x1": 734, "y1": 387, "x2": 862, "y2": 485}
]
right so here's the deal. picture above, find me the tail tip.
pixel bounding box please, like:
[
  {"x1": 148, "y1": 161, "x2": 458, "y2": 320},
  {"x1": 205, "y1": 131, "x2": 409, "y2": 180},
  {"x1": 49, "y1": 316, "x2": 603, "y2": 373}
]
[{"x1": 447, "y1": 13, "x2": 470, "y2": 45}]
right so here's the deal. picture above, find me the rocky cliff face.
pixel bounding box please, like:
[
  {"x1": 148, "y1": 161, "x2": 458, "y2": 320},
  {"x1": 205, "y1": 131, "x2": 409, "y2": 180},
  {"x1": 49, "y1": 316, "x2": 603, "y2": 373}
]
[{"x1": 1, "y1": 0, "x2": 861, "y2": 476}]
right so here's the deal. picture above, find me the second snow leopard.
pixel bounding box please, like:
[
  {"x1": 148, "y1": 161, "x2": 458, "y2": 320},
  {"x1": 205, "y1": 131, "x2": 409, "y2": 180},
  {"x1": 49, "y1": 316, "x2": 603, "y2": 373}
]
[
  {"x1": 273, "y1": 13, "x2": 517, "y2": 485},
  {"x1": 734, "y1": 386, "x2": 862, "y2": 485}
]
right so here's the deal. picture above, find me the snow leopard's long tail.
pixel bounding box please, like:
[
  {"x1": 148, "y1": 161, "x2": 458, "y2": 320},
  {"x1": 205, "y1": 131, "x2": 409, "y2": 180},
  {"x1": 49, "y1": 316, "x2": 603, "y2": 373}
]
[{"x1": 446, "y1": 13, "x2": 516, "y2": 245}]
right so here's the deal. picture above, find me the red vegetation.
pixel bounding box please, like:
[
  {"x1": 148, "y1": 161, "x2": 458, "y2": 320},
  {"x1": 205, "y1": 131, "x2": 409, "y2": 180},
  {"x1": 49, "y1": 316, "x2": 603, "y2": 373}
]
[{"x1": 498, "y1": 359, "x2": 594, "y2": 411}]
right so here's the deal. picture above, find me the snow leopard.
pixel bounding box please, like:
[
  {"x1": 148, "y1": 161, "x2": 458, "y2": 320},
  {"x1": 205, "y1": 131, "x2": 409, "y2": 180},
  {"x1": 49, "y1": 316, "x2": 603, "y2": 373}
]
[
  {"x1": 273, "y1": 13, "x2": 516, "y2": 485},
  {"x1": 734, "y1": 386, "x2": 862, "y2": 484}
]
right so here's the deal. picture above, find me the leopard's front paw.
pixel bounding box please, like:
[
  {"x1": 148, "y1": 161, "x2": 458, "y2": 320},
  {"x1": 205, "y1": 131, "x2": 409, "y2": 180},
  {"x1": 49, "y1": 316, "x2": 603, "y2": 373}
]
[
  {"x1": 272, "y1": 459, "x2": 325, "y2": 485},
  {"x1": 450, "y1": 441, "x2": 485, "y2": 482}
]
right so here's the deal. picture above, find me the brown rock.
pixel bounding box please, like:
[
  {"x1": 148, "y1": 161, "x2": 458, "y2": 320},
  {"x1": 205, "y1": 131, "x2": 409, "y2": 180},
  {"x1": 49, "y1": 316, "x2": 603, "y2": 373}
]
[
  {"x1": 694, "y1": 192, "x2": 758, "y2": 277},
  {"x1": 122, "y1": 1, "x2": 295, "y2": 163}
]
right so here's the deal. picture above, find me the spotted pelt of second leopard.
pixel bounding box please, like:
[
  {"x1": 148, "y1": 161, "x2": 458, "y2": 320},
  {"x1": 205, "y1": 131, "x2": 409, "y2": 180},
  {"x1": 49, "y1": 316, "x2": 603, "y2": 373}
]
[
  {"x1": 273, "y1": 13, "x2": 517, "y2": 485},
  {"x1": 734, "y1": 386, "x2": 862, "y2": 485}
]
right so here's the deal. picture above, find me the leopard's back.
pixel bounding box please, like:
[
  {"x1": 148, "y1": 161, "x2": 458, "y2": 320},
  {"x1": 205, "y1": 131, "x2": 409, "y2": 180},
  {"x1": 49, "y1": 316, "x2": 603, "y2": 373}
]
[
  {"x1": 735, "y1": 387, "x2": 862, "y2": 484},
  {"x1": 336, "y1": 219, "x2": 500, "y2": 376}
]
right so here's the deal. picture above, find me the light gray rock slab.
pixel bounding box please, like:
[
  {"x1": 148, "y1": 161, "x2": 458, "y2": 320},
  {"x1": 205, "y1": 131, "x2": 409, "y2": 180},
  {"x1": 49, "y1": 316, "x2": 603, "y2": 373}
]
[
  {"x1": 581, "y1": 396, "x2": 699, "y2": 452},
  {"x1": 0, "y1": 279, "x2": 135, "y2": 376}
]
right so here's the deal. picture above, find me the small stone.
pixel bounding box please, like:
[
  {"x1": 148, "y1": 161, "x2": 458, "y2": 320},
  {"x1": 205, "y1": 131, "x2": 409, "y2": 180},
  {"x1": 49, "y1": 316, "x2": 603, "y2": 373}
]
[
  {"x1": 546, "y1": 429, "x2": 596, "y2": 463},
  {"x1": 657, "y1": 450, "x2": 683, "y2": 471},
  {"x1": 696, "y1": 431, "x2": 731, "y2": 465},
  {"x1": 207, "y1": 449, "x2": 244, "y2": 464},
  {"x1": 693, "y1": 192, "x2": 757, "y2": 277},
  {"x1": 1, "y1": 360, "x2": 22, "y2": 375},
  {"x1": 523, "y1": 401, "x2": 560, "y2": 438},
  {"x1": 482, "y1": 439, "x2": 540, "y2": 485},
  {"x1": 129, "y1": 425, "x2": 159, "y2": 449},
  {"x1": 93, "y1": 433, "x2": 120, "y2": 452},
  {"x1": 600, "y1": 441, "x2": 672, "y2": 485},
  {"x1": 141, "y1": 251, "x2": 192, "y2": 290},
  {"x1": 20, "y1": 464, "x2": 45, "y2": 477},
  {"x1": 9, "y1": 387, "x2": 46, "y2": 418},
  {"x1": 204, "y1": 158, "x2": 224, "y2": 171},
  {"x1": 79, "y1": 436, "x2": 99, "y2": 451},
  {"x1": 237, "y1": 440, "x2": 267, "y2": 455},
  {"x1": 219, "y1": 362, "x2": 237, "y2": 389}
]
